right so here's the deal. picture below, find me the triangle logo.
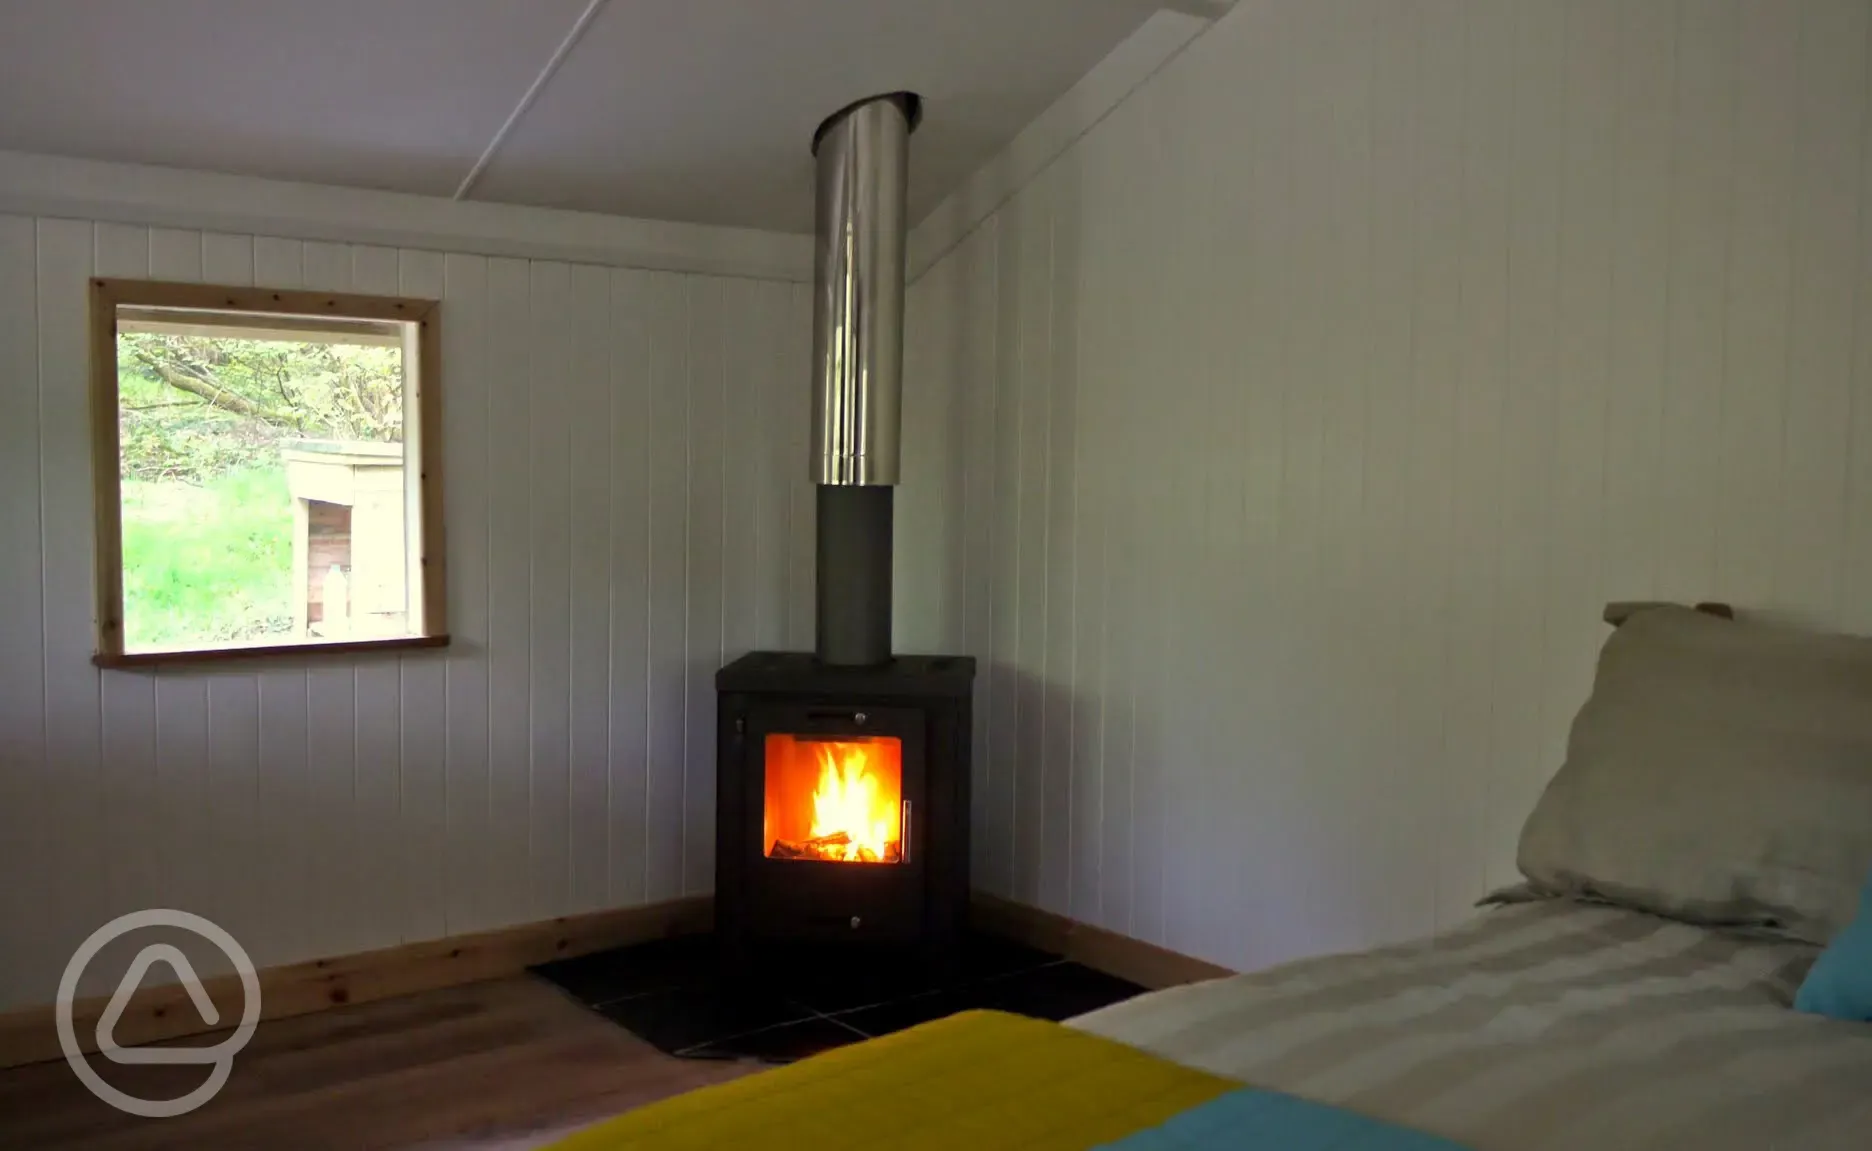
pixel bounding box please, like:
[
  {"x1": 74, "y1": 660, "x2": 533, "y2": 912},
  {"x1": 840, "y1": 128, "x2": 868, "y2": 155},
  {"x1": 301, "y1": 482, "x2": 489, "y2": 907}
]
[
  {"x1": 96, "y1": 944, "x2": 220, "y2": 1061},
  {"x1": 57, "y1": 908, "x2": 262, "y2": 1117}
]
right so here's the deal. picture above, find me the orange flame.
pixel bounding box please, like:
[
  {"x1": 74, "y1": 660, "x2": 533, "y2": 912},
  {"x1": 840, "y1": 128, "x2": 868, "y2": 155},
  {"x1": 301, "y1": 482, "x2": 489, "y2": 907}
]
[{"x1": 809, "y1": 742, "x2": 901, "y2": 863}]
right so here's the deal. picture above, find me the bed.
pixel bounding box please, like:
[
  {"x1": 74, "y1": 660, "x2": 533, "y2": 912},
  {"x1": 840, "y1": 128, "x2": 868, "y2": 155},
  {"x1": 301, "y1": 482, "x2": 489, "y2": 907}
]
[
  {"x1": 1072, "y1": 898, "x2": 1872, "y2": 1150},
  {"x1": 549, "y1": 602, "x2": 1872, "y2": 1150}
]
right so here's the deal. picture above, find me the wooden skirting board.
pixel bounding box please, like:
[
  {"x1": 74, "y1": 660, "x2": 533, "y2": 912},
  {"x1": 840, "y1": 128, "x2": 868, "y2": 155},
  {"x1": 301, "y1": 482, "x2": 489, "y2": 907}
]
[
  {"x1": 0, "y1": 891, "x2": 1224, "y2": 1070},
  {"x1": 968, "y1": 892, "x2": 1234, "y2": 990},
  {"x1": 0, "y1": 896, "x2": 712, "y2": 1070}
]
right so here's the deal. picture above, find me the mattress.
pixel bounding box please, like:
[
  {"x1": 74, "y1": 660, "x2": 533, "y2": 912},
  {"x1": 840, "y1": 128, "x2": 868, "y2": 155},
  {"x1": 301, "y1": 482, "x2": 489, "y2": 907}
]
[{"x1": 1070, "y1": 899, "x2": 1872, "y2": 1151}]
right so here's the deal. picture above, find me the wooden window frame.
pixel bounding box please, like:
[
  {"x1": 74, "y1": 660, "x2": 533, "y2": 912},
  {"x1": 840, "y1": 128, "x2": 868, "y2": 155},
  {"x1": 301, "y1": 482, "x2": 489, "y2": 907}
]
[{"x1": 89, "y1": 278, "x2": 448, "y2": 668}]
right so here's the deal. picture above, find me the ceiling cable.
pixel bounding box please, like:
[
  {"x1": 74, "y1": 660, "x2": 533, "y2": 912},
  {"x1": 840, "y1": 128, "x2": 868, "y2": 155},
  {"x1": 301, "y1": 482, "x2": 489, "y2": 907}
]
[{"x1": 453, "y1": 0, "x2": 610, "y2": 201}]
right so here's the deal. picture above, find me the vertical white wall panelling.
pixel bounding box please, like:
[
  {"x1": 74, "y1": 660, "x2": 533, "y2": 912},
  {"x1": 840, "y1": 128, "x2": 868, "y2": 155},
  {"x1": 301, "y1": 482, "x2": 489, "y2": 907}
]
[
  {"x1": 1112, "y1": 69, "x2": 1164, "y2": 943},
  {"x1": 141, "y1": 233, "x2": 220, "y2": 959},
  {"x1": 0, "y1": 215, "x2": 43, "y2": 1004},
  {"x1": 784, "y1": 283, "x2": 815, "y2": 652},
  {"x1": 1654, "y1": 0, "x2": 1738, "y2": 608},
  {"x1": 1222, "y1": 0, "x2": 1298, "y2": 964},
  {"x1": 983, "y1": 183, "x2": 1025, "y2": 901},
  {"x1": 39, "y1": 218, "x2": 104, "y2": 984},
  {"x1": 1267, "y1": 0, "x2": 1335, "y2": 958},
  {"x1": 482, "y1": 256, "x2": 534, "y2": 931},
  {"x1": 202, "y1": 232, "x2": 255, "y2": 281},
  {"x1": 1600, "y1": 2, "x2": 1677, "y2": 612},
  {"x1": 196, "y1": 234, "x2": 265, "y2": 968},
  {"x1": 605, "y1": 269, "x2": 653, "y2": 908},
  {"x1": 718, "y1": 278, "x2": 762, "y2": 886},
  {"x1": 901, "y1": 267, "x2": 930, "y2": 644},
  {"x1": 93, "y1": 223, "x2": 158, "y2": 957},
  {"x1": 1485, "y1": 0, "x2": 1567, "y2": 896},
  {"x1": 348, "y1": 245, "x2": 410, "y2": 950},
  {"x1": 299, "y1": 242, "x2": 365, "y2": 956},
  {"x1": 720, "y1": 277, "x2": 761, "y2": 667},
  {"x1": 896, "y1": 236, "x2": 961, "y2": 654},
  {"x1": 1441, "y1": 0, "x2": 1514, "y2": 931},
  {"x1": 203, "y1": 671, "x2": 259, "y2": 965},
  {"x1": 252, "y1": 235, "x2": 314, "y2": 964},
  {"x1": 1777, "y1": 0, "x2": 1869, "y2": 620},
  {"x1": 1716, "y1": 2, "x2": 1799, "y2": 607},
  {"x1": 958, "y1": 223, "x2": 1001, "y2": 899},
  {"x1": 1246, "y1": 0, "x2": 1307, "y2": 957},
  {"x1": 526, "y1": 259, "x2": 575, "y2": 919},
  {"x1": 683, "y1": 276, "x2": 726, "y2": 897},
  {"x1": 902, "y1": 0, "x2": 1872, "y2": 972},
  {"x1": 1068, "y1": 124, "x2": 1108, "y2": 931},
  {"x1": 1010, "y1": 176, "x2": 1054, "y2": 914},
  {"x1": 716, "y1": 274, "x2": 761, "y2": 886},
  {"x1": 1538, "y1": 0, "x2": 1619, "y2": 905},
  {"x1": 1288, "y1": 0, "x2": 1343, "y2": 942},
  {"x1": 398, "y1": 247, "x2": 450, "y2": 944},
  {"x1": 441, "y1": 250, "x2": 493, "y2": 937},
  {"x1": 1124, "y1": 70, "x2": 1178, "y2": 950},
  {"x1": 1102, "y1": 62, "x2": 1175, "y2": 947},
  {"x1": 1039, "y1": 152, "x2": 1081, "y2": 920},
  {"x1": 1145, "y1": 6, "x2": 1202, "y2": 955},
  {"x1": 645, "y1": 272, "x2": 690, "y2": 903},
  {"x1": 1850, "y1": 13, "x2": 1872, "y2": 638},
  {"x1": 1394, "y1": 0, "x2": 1463, "y2": 942},
  {"x1": 1358, "y1": 0, "x2": 1422, "y2": 947},
  {"x1": 1077, "y1": 109, "x2": 1121, "y2": 937},
  {"x1": 1099, "y1": 65, "x2": 1164, "y2": 945},
  {"x1": 567, "y1": 261, "x2": 614, "y2": 916},
  {"x1": 750, "y1": 280, "x2": 792, "y2": 653},
  {"x1": 1309, "y1": 0, "x2": 1378, "y2": 946}
]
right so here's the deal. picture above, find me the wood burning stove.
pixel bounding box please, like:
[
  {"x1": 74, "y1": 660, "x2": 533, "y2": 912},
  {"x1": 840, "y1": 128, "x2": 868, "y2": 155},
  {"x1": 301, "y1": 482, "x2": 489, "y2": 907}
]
[
  {"x1": 714, "y1": 653, "x2": 972, "y2": 954},
  {"x1": 533, "y1": 93, "x2": 1140, "y2": 1068},
  {"x1": 713, "y1": 92, "x2": 974, "y2": 961}
]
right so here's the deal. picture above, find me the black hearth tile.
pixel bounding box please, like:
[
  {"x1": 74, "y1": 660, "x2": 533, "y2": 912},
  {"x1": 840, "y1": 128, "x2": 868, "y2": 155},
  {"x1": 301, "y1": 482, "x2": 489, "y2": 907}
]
[
  {"x1": 957, "y1": 930, "x2": 1062, "y2": 981},
  {"x1": 682, "y1": 1016, "x2": 870, "y2": 1064},
  {"x1": 595, "y1": 982, "x2": 813, "y2": 1056},
  {"x1": 531, "y1": 934, "x2": 721, "y2": 1007},
  {"x1": 771, "y1": 950, "x2": 947, "y2": 1014},
  {"x1": 836, "y1": 961, "x2": 1144, "y2": 1036},
  {"x1": 975, "y1": 961, "x2": 1146, "y2": 1022},
  {"x1": 832, "y1": 987, "x2": 982, "y2": 1038},
  {"x1": 764, "y1": 931, "x2": 1064, "y2": 1014}
]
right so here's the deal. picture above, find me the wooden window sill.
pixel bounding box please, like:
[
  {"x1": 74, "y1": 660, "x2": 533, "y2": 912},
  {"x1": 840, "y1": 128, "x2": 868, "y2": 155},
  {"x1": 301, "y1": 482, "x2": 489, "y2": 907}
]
[{"x1": 94, "y1": 634, "x2": 449, "y2": 669}]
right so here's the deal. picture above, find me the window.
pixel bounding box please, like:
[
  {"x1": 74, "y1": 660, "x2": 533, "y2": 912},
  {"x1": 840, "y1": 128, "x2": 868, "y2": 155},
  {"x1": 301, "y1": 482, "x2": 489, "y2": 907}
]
[{"x1": 89, "y1": 279, "x2": 446, "y2": 666}]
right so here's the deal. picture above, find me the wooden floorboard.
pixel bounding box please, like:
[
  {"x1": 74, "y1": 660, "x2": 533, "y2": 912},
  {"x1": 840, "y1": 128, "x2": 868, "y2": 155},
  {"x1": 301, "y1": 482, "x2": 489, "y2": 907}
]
[{"x1": 0, "y1": 977, "x2": 754, "y2": 1150}]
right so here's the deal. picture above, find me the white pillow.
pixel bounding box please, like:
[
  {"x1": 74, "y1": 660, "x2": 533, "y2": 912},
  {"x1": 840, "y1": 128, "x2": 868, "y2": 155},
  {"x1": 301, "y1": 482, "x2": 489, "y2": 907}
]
[{"x1": 1515, "y1": 605, "x2": 1872, "y2": 945}]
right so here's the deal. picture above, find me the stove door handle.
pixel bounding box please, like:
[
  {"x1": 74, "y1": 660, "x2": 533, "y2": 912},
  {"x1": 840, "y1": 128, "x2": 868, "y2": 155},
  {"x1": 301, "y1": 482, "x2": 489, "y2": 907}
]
[{"x1": 901, "y1": 799, "x2": 912, "y2": 864}]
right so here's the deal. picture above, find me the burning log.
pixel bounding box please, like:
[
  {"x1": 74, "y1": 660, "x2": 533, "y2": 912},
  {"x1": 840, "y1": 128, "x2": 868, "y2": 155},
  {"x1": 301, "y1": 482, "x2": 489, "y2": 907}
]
[
  {"x1": 769, "y1": 830, "x2": 906, "y2": 863},
  {"x1": 770, "y1": 831, "x2": 850, "y2": 859}
]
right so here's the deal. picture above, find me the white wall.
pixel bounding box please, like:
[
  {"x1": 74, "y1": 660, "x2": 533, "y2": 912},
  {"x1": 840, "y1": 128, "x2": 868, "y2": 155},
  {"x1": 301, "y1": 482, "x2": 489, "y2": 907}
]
[
  {"x1": 903, "y1": 0, "x2": 1872, "y2": 974},
  {"x1": 0, "y1": 213, "x2": 814, "y2": 1009}
]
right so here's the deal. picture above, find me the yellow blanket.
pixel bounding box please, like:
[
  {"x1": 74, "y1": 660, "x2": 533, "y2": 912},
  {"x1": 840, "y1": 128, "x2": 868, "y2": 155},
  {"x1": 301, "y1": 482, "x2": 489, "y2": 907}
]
[{"x1": 548, "y1": 1010, "x2": 1237, "y2": 1151}]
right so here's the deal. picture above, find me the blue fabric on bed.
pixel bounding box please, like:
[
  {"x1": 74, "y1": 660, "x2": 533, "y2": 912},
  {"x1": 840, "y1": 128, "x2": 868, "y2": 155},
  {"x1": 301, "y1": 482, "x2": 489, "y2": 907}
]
[
  {"x1": 1094, "y1": 1087, "x2": 1470, "y2": 1150},
  {"x1": 1794, "y1": 865, "x2": 1872, "y2": 1021}
]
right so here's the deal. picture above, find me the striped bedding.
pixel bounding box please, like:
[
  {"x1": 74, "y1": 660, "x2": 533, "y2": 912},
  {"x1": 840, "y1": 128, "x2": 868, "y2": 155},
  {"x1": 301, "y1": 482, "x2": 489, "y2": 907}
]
[{"x1": 1071, "y1": 899, "x2": 1872, "y2": 1151}]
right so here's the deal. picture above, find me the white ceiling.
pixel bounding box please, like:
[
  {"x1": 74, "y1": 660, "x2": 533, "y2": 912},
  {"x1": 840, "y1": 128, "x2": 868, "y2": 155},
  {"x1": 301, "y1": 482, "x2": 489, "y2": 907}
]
[{"x1": 0, "y1": 0, "x2": 1208, "y2": 234}]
